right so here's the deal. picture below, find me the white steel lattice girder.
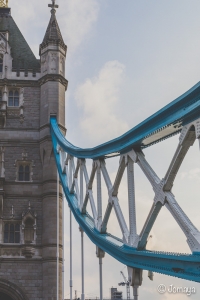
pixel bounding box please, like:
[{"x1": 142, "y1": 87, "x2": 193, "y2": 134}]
[
  {"x1": 126, "y1": 156, "x2": 137, "y2": 246},
  {"x1": 164, "y1": 129, "x2": 195, "y2": 191},
  {"x1": 60, "y1": 118, "x2": 200, "y2": 252},
  {"x1": 100, "y1": 160, "x2": 129, "y2": 243},
  {"x1": 96, "y1": 165, "x2": 103, "y2": 230},
  {"x1": 82, "y1": 160, "x2": 98, "y2": 225},
  {"x1": 135, "y1": 118, "x2": 200, "y2": 252}
]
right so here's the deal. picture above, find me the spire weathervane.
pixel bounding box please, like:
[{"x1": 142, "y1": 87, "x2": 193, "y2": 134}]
[
  {"x1": 48, "y1": 0, "x2": 58, "y2": 11},
  {"x1": 0, "y1": 0, "x2": 8, "y2": 7}
]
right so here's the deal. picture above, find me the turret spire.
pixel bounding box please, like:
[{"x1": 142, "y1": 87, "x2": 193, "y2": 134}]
[{"x1": 40, "y1": 0, "x2": 67, "y2": 54}]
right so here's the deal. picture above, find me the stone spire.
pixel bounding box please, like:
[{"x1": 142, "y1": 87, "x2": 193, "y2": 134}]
[{"x1": 39, "y1": 0, "x2": 66, "y2": 54}]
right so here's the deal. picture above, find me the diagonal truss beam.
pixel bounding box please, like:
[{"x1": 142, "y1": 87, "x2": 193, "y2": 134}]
[
  {"x1": 134, "y1": 122, "x2": 200, "y2": 252},
  {"x1": 100, "y1": 160, "x2": 129, "y2": 242},
  {"x1": 81, "y1": 160, "x2": 98, "y2": 223},
  {"x1": 59, "y1": 119, "x2": 200, "y2": 253},
  {"x1": 112, "y1": 156, "x2": 126, "y2": 196},
  {"x1": 136, "y1": 151, "x2": 160, "y2": 189},
  {"x1": 138, "y1": 202, "x2": 162, "y2": 250},
  {"x1": 164, "y1": 127, "x2": 195, "y2": 191}
]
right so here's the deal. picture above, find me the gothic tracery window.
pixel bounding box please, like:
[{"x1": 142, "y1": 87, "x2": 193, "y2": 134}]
[
  {"x1": 18, "y1": 164, "x2": 30, "y2": 182},
  {"x1": 4, "y1": 223, "x2": 20, "y2": 243},
  {"x1": 15, "y1": 151, "x2": 34, "y2": 182},
  {"x1": 8, "y1": 90, "x2": 19, "y2": 107}
]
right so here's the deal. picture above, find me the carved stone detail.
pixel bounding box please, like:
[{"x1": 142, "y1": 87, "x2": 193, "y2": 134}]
[
  {"x1": 39, "y1": 73, "x2": 68, "y2": 90},
  {"x1": 21, "y1": 202, "x2": 37, "y2": 245},
  {"x1": 2, "y1": 248, "x2": 20, "y2": 256},
  {"x1": 21, "y1": 246, "x2": 35, "y2": 258}
]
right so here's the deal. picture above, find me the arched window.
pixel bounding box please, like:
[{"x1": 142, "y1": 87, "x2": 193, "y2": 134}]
[
  {"x1": 18, "y1": 164, "x2": 30, "y2": 182},
  {"x1": 0, "y1": 54, "x2": 3, "y2": 73},
  {"x1": 4, "y1": 223, "x2": 20, "y2": 243},
  {"x1": 8, "y1": 90, "x2": 19, "y2": 107},
  {"x1": 24, "y1": 218, "x2": 34, "y2": 244}
]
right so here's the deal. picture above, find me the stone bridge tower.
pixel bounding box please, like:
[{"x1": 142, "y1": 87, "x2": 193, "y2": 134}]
[{"x1": 0, "y1": 1, "x2": 67, "y2": 299}]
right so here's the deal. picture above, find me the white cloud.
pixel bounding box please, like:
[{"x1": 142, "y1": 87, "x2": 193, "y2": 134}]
[
  {"x1": 180, "y1": 168, "x2": 200, "y2": 180},
  {"x1": 10, "y1": 0, "x2": 99, "y2": 57},
  {"x1": 59, "y1": 0, "x2": 99, "y2": 54},
  {"x1": 75, "y1": 60, "x2": 129, "y2": 145}
]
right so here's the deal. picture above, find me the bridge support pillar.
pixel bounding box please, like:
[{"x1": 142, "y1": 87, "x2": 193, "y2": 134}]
[
  {"x1": 133, "y1": 286, "x2": 139, "y2": 300},
  {"x1": 80, "y1": 228, "x2": 85, "y2": 300},
  {"x1": 128, "y1": 267, "x2": 143, "y2": 300},
  {"x1": 96, "y1": 247, "x2": 105, "y2": 300},
  {"x1": 70, "y1": 209, "x2": 73, "y2": 300},
  {"x1": 99, "y1": 257, "x2": 103, "y2": 300}
]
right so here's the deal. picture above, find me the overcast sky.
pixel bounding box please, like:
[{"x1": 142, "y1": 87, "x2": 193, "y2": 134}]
[{"x1": 10, "y1": 0, "x2": 200, "y2": 299}]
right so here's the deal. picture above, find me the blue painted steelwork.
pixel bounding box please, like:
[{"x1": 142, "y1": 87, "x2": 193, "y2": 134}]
[
  {"x1": 51, "y1": 82, "x2": 200, "y2": 282},
  {"x1": 51, "y1": 82, "x2": 200, "y2": 159},
  {"x1": 51, "y1": 132, "x2": 200, "y2": 282}
]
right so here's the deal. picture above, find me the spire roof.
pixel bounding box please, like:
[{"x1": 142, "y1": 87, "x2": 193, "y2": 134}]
[
  {"x1": 0, "y1": 8, "x2": 40, "y2": 72},
  {"x1": 40, "y1": 1, "x2": 66, "y2": 52}
]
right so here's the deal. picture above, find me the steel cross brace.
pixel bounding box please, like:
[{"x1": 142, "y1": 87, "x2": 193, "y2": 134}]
[
  {"x1": 58, "y1": 118, "x2": 200, "y2": 253},
  {"x1": 51, "y1": 124, "x2": 200, "y2": 283},
  {"x1": 133, "y1": 119, "x2": 200, "y2": 252},
  {"x1": 100, "y1": 159, "x2": 130, "y2": 243}
]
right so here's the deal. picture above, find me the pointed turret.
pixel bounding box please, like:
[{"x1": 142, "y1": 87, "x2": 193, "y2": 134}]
[
  {"x1": 40, "y1": 0, "x2": 67, "y2": 55},
  {"x1": 40, "y1": 8, "x2": 66, "y2": 51},
  {"x1": 39, "y1": 0, "x2": 67, "y2": 132}
]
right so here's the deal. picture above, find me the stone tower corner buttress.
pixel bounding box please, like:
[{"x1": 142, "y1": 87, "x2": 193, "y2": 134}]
[
  {"x1": 39, "y1": 1, "x2": 68, "y2": 130},
  {"x1": 39, "y1": 1, "x2": 68, "y2": 300}
]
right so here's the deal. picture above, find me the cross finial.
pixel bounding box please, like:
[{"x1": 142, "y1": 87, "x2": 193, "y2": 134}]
[
  {"x1": 48, "y1": 0, "x2": 59, "y2": 11},
  {"x1": 0, "y1": 0, "x2": 8, "y2": 8}
]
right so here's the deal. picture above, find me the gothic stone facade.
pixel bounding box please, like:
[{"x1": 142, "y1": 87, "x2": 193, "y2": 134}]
[{"x1": 0, "y1": 6, "x2": 67, "y2": 300}]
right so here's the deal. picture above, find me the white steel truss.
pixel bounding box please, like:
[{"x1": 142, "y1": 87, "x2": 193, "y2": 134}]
[{"x1": 58, "y1": 118, "x2": 200, "y2": 253}]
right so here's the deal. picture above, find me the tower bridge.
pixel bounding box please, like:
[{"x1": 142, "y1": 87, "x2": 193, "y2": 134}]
[{"x1": 0, "y1": 1, "x2": 199, "y2": 300}]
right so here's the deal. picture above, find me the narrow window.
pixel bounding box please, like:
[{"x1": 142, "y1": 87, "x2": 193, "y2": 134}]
[
  {"x1": 18, "y1": 164, "x2": 31, "y2": 182},
  {"x1": 0, "y1": 55, "x2": 3, "y2": 73},
  {"x1": 8, "y1": 90, "x2": 19, "y2": 107},
  {"x1": 14, "y1": 91, "x2": 19, "y2": 106},
  {"x1": 15, "y1": 223, "x2": 20, "y2": 243},
  {"x1": 18, "y1": 165, "x2": 24, "y2": 181},
  {"x1": 24, "y1": 165, "x2": 30, "y2": 181},
  {"x1": 8, "y1": 90, "x2": 13, "y2": 106},
  {"x1": 4, "y1": 223, "x2": 9, "y2": 243},
  {"x1": 9, "y1": 224, "x2": 14, "y2": 243},
  {"x1": 4, "y1": 223, "x2": 20, "y2": 243}
]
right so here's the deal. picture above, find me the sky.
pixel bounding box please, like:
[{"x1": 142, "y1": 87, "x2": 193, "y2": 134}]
[{"x1": 9, "y1": 0, "x2": 200, "y2": 299}]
